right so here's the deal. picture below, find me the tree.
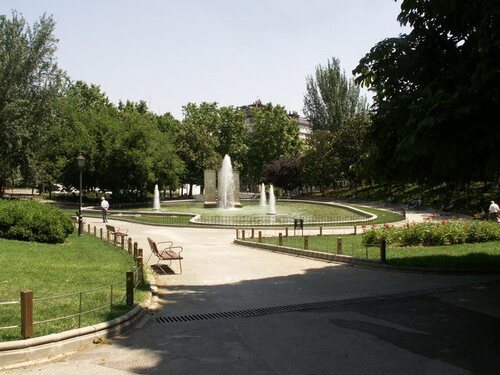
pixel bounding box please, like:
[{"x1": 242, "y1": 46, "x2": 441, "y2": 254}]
[
  {"x1": 301, "y1": 130, "x2": 339, "y2": 194},
  {"x1": 0, "y1": 13, "x2": 64, "y2": 193},
  {"x1": 176, "y1": 103, "x2": 220, "y2": 194},
  {"x1": 354, "y1": 0, "x2": 500, "y2": 184},
  {"x1": 261, "y1": 158, "x2": 302, "y2": 192},
  {"x1": 246, "y1": 103, "x2": 302, "y2": 182},
  {"x1": 216, "y1": 106, "x2": 248, "y2": 172},
  {"x1": 304, "y1": 57, "x2": 368, "y2": 132}
]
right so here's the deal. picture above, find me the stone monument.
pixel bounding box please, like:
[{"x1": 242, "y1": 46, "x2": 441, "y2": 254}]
[{"x1": 203, "y1": 169, "x2": 217, "y2": 208}]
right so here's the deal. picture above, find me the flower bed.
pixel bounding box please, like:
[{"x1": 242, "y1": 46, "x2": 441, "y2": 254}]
[{"x1": 362, "y1": 220, "x2": 500, "y2": 247}]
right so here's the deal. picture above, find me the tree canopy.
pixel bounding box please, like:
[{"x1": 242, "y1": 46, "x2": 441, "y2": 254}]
[{"x1": 354, "y1": 0, "x2": 500, "y2": 184}]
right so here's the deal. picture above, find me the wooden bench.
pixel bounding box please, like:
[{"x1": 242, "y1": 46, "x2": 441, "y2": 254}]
[
  {"x1": 147, "y1": 237, "x2": 183, "y2": 274},
  {"x1": 105, "y1": 224, "x2": 128, "y2": 244}
]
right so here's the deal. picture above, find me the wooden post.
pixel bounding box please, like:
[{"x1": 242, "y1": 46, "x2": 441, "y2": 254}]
[
  {"x1": 20, "y1": 290, "x2": 33, "y2": 339},
  {"x1": 304, "y1": 236, "x2": 309, "y2": 250},
  {"x1": 100, "y1": 228, "x2": 103, "y2": 240},
  {"x1": 107, "y1": 230, "x2": 110, "y2": 242},
  {"x1": 242, "y1": 230, "x2": 245, "y2": 240},
  {"x1": 133, "y1": 242, "x2": 138, "y2": 258},
  {"x1": 279, "y1": 233, "x2": 283, "y2": 246},
  {"x1": 285, "y1": 227, "x2": 289, "y2": 237},
  {"x1": 128, "y1": 238, "x2": 132, "y2": 254},
  {"x1": 258, "y1": 231, "x2": 262, "y2": 243},
  {"x1": 93, "y1": 226, "x2": 96, "y2": 236},
  {"x1": 380, "y1": 240, "x2": 387, "y2": 263},
  {"x1": 236, "y1": 229, "x2": 239, "y2": 239},
  {"x1": 337, "y1": 237, "x2": 343, "y2": 255},
  {"x1": 251, "y1": 228, "x2": 255, "y2": 238},
  {"x1": 87, "y1": 223, "x2": 90, "y2": 233},
  {"x1": 126, "y1": 271, "x2": 134, "y2": 306},
  {"x1": 114, "y1": 233, "x2": 117, "y2": 246},
  {"x1": 354, "y1": 225, "x2": 357, "y2": 235},
  {"x1": 137, "y1": 256, "x2": 144, "y2": 284},
  {"x1": 319, "y1": 226, "x2": 323, "y2": 236},
  {"x1": 121, "y1": 236, "x2": 125, "y2": 249}
]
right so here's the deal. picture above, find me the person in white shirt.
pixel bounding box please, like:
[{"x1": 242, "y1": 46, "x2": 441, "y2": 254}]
[
  {"x1": 101, "y1": 197, "x2": 110, "y2": 223},
  {"x1": 488, "y1": 200, "x2": 499, "y2": 220}
]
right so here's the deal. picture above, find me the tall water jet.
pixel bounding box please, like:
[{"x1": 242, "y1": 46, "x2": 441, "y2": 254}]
[
  {"x1": 260, "y1": 183, "x2": 267, "y2": 206},
  {"x1": 267, "y1": 184, "x2": 276, "y2": 215},
  {"x1": 218, "y1": 155, "x2": 235, "y2": 209},
  {"x1": 153, "y1": 184, "x2": 161, "y2": 211}
]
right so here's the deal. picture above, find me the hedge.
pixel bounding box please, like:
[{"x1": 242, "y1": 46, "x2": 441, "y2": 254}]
[
  {"x1": 362, "y1": 220, "x2": 500, "y2": 247},
  {"x1": 0, "y1": 200, "x2": 73, "y2": 243}
]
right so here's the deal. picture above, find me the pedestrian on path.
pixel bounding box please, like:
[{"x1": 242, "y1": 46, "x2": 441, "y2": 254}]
[
  {"x1": 101, "y1": 197, "x2": 109, "y2": 223},
  {"x1": 488, "y1": 200, "x2": 499, "y2": 221}
]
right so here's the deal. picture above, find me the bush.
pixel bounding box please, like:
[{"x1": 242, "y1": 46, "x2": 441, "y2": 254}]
[
  {"x1": 362, "y1": 220, "x2": 500, "y2": 247},
  {"x1": 0, "y1": 200, "x2": 73, "y2": 243}
]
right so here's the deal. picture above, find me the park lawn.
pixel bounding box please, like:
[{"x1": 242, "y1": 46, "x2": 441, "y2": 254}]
[
  {"x1": 250, "y1": 234, "x2": 500, "y2": 270},
  {"x1": 0, "y1": 233, "x2": 149, "y2": 342},
  {"x1": 350, "y1": 205, "x2": 403, "y2": 224}
]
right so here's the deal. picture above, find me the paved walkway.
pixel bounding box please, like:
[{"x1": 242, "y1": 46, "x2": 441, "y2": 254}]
[{"x1": 4, "y1": 207, "x2": 499, "y2": 374}]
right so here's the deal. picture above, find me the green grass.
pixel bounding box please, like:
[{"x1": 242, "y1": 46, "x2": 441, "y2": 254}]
[
  {"x1": 0, "y1": 233, "x2": 149, "y2": 342},
  {"x1": 350, "y1": 205, "x2": 403, "y2": 224},
  {"x1": 249, "y1": 234, "x2": 500, "y2": 270}
]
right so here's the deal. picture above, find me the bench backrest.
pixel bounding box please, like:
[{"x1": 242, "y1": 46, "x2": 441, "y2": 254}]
[
  {"x1": 106, "y1": 224, "x2": 116, "y2": 233},
  {"x1": 147, "y1": 237, "x2": 160, "y2": 257}
]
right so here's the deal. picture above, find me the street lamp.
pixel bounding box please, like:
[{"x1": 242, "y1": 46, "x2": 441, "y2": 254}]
[{"x1": 76, "y1": 153, "x2": 85, "y2": 236}]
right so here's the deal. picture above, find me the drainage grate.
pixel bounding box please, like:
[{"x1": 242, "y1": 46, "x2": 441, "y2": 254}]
[{"x1": 154, "y1": 286, "x2": 454, "y2": 324}]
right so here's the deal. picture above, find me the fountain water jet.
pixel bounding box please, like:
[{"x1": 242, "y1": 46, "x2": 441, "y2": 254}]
[
  {"x1": 267, "y1": 184, "x2": 276, "y2": 215},
  {"x1": 218, "y1": 155, "x2": 235, "y2": 209},
  {"x1": 260, "y1": 183, "x2": 267, "y2": 206},
  {"x1": 153, "y1": 184, "x2": 161, "y2": 211}
]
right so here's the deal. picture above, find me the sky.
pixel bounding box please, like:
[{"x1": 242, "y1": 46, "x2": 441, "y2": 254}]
[{"x1": 1, "y1": 0, "x2": 408, "y2": 119}]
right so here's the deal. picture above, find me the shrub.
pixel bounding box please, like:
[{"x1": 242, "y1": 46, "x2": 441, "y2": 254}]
[
  {"x1": 362, "y1": 220, "x2": 500, "y2": 247},
  {"x1": 0, "y1": 200, "x2": 73, "y2": 243}
]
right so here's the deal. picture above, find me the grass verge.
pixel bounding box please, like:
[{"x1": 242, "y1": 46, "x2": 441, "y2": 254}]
[
  {"x1": 0, "y1": 233, "x2": 149, "y2": 342},
  {"x1": 249, "y1": 234, "x2": 500, "y2": 270}
]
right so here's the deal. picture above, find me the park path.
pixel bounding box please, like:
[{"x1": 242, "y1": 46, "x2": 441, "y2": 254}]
[{"x1": 5, "y1": 205, "x2": 496, "y2": 374}]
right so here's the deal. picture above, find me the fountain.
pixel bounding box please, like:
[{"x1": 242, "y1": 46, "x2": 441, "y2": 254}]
[
  {"x1": 153, "y1": 184, "x2": 161, "y2": 211},
  {"x1": 260, "y1": 183, "x2": 267, "y2": 206},
  {"x1": 218, "y1": 155, "x2": 235, "y2": 209},
  {"x1": 267, "y1": 184, "x2": 276, "y2": 215}
]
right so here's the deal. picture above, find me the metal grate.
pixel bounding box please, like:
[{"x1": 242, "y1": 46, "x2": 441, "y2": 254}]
[{"x1": 155, "y1": 286, "x2": 455, "y2": 324}]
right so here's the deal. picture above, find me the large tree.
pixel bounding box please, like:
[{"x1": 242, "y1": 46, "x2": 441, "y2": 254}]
[
  {"x1": 354, "y1": 0, "x2": 500, "y2": 184},
  {"x1": 304, "y1": 57, "x2": 368, "y2": 132},
  {"x1": 246, "y1": 103, "x2": 302, "y2": 182},
  {"x1": 0, "y1": 13, "x2": 64, "y2": 193}
]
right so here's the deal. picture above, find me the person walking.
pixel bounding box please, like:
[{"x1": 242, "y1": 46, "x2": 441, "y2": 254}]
[
  {"x1": 488, "y1": 200, "x2": 499, "y2": 221},
  {"x1": 101, "y1": 197, "x2": 109, "y2": 223}
]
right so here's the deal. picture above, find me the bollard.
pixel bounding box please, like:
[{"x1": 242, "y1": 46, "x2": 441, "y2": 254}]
[
  {"x1": 304, "y1": 236, "x2": 309, "y2": 250},
  {"x1": 133, "y1": 242, "x2": 138, "y2": 258},
  {"x1": 258, "y1": 231, "x2": 262, "y2": 243},
  {"x1": 242, "y1": 230, "x2": 245, "y2": 240},
  {"x1": 137, "y1": 256, "x2": 144, "y2": 284},
  {"x1": 20, "y1": 290, "x2": 33, "y2": 339},
  {"x1": 93, "y1": 226, "x2": 97, "y2": 236},
  {"x1": 126, "y1": 271, "x2": 134, "y2": 306},
  {"x1": 114, "y1": 233, "x2": 118, "y2": 246},
  {"x1": 337, "y1": 237, "x2": 343, "y2": 255},
  {"x1": 380, "y1": 240, "x2": 387, "y2": 263},
  {"x1": 121, "y1": 236, "x2": 125, "y2": 249},
  {"x1": 319, "y1": 226, "x2": 323, "y2": 236},
  {"x1": 87, "y1": 224, "x2": 90, "y2": 233},
  {"x1": 251, "y1": 228, "x2": 255, "y2": 238},
  {"x1": 236, "y1": 229, "x2": 239, "y2": 239},
  {"x1": 354, "y1": 225, "x2": 357, "y2": 235},
  {"x1": 128, "y1": 238, "x2": 132, "y2": 254},
  {"x1": 285, "y1": 227, "x2": 289, "y2": 237},
  {"x1": 107, "y1": 231, "x2": 110, "y2": 242},
  {"x1": 279, "y1": 233, "x2": 283, "y2": 246},
  {"x1": 100, "y1": 228, "x2": 103, "y2": 240}
]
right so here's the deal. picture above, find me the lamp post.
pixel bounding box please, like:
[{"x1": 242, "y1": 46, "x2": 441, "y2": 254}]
[{"x1": 76, "y1": 153, "x2": 85, "y2": 236}]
